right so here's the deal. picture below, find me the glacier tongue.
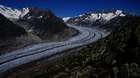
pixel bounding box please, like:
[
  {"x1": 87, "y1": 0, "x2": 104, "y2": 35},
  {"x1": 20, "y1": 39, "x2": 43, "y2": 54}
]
[{"x1": 0, "y1": 5, "x2": 29, "y2": 19}]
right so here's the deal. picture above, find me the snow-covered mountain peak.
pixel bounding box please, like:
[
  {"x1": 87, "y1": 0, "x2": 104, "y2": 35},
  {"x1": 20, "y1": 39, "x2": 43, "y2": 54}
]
[
  {"x1": 20, "y1": 8, "x2": 29, "y2": 18},
  {"x1": 63, "y1": 10, "x2": 126, "y2": 23},
  {"x1": 116, "y1": 10, "x2": 123, "y2": 15},
  {"x1": 88, "y1": 10, "x2": 125, "y2": 21},
  {"x1": 115, "y1": 10, "x2": 125, "y2": 16},
  {"x1": 0, "y1": 5, "x2": 29, "y2": 19},
  {"x1": 63, "y1": 10, "x2": 126, "y2": 26}
]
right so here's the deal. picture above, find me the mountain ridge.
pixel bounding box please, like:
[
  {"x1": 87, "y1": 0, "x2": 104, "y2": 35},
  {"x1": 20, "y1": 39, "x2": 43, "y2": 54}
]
[
  {"x1": 63, "y1": 10, "x2": 126, "y2": 28},
  {"x1": 0, "y1": 5, "x2": 78, "y2": 53}
]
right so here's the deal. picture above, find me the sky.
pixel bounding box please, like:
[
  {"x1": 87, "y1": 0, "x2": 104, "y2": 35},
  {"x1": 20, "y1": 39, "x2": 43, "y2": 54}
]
[{"x1": 0, "y1": 0, "x2": 140, "y2": 17}]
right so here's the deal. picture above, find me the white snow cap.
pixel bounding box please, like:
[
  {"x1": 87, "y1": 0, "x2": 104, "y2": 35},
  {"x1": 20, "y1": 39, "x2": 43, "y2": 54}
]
[
  {"x1": 116, "y1": 10, "x2": 123, "y2": 15},
  {"x1": 63, "y1": 17, "x2": 71, "y2": 22},
  {"x1": 0, "y1": 5, "x2": 29, "y2": 19},
  {"x1": 85, "y1": 10, "x2": 125, "y2": 21},
  {"x1": 115, "y1": 10, "x2": 126, "y2": 16}
]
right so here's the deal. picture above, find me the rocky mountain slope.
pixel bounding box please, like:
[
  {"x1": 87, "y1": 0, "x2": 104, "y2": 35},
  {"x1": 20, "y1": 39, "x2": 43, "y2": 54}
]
[
  {"x1": 5, "y1": 15, "x2": 140, "y2": 78},
  {"x1": 0, "y1": 14, "x2": 39, "y2": 54},
  {"x1": 0, "y1": 5, "x2": 77, "y2": 40},
  {"x1": 18, "y1": 7, "x2": 73, "y2": 39},
  {"x1": 0, "y1": 5, "x2": 77, "y2": 53},
  {"x1": 0, "y1": 14, "x2": 26, "y2": 40},
  {"x1": 47, "y1": 16, "x2": 140, "y2": 78}
]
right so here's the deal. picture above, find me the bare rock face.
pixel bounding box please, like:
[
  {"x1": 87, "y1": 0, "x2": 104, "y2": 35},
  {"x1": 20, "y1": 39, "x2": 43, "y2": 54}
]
[
  {"x1": 0, "y1": 13, "x2": 26, "y2": 40},
  {"x1": 0, "y1": 13, "x2": 30, "y2": 53}
]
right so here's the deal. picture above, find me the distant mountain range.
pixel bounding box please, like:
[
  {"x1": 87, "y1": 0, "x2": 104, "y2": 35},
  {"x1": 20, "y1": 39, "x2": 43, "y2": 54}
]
[
  {"x1": 0, "y1": 5, "x2": 127, "y2": 32},
  {"x1": 63, "y1": 10, "x2": 126, "y2": 29}
]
